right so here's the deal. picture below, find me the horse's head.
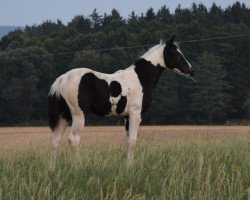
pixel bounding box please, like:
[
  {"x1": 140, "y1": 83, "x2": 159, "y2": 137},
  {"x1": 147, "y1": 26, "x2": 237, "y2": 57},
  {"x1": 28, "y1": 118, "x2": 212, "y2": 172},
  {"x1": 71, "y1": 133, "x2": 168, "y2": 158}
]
[{"x1": 164, "y1": 35, "x2": 195, "y2": 79}]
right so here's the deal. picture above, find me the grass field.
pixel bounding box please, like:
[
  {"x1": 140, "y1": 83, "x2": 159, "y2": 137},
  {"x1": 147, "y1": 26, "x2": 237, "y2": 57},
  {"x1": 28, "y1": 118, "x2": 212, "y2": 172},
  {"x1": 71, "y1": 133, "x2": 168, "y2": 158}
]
[{"x1": 0, "y1": 126, "x2": 250, "y2": 199}]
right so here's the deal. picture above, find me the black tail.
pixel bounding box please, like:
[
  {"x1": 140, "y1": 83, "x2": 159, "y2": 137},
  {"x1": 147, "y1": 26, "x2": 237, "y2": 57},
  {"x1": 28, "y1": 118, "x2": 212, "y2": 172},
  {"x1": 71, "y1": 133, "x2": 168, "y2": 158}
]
[{"x1": 48, "y1": 94, "x2": 72, "y2": 131}]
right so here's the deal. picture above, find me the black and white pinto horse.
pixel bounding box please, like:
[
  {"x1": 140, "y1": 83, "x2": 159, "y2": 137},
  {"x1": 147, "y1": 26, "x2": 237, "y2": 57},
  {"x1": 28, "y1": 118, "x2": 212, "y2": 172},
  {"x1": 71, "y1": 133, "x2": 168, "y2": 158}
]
[{"x1": 48, "y1": 35, "x2": 194, "y2": 166}]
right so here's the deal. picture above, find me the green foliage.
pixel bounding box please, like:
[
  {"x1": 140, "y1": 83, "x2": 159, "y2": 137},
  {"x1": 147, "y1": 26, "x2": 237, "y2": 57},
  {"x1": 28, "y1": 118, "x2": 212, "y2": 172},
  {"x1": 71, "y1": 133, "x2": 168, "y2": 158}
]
[
  {"x1": 0, "y1": 2, "x2": 250, "y2": 124},
  {"x1": 1, "y1": 137, "x2": 250, "y2": 199},
  {"x1": 0, "y1": 46, "x2": 54, "y2": 124},
  {"x1": 68, "y1": 15, "x2": 91, "y2": 34},
  {"x1": 190, "y1": 52, "x2": 233, "y2": 123}
]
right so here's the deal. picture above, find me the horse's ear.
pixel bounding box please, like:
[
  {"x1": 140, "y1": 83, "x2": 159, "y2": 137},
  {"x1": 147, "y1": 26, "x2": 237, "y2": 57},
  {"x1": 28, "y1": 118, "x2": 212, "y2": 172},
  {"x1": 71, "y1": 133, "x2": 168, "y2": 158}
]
[{"x1": 168, "y1": 35, "x2": 176, "y2": 44}]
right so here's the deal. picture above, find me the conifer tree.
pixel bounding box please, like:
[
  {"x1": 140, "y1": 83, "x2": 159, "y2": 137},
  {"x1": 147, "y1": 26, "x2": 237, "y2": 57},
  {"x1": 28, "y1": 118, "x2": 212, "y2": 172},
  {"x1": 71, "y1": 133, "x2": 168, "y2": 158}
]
[{"x1": 190, "y1": 52, "x2": 233, "y2": 123}]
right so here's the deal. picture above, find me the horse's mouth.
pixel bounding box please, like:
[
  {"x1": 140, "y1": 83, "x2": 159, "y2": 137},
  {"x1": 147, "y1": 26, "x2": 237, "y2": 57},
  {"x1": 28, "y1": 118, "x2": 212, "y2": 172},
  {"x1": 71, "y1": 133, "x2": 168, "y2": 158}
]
[{"x1": 172, "y1": 68, "x2": 197, "y2": 82}]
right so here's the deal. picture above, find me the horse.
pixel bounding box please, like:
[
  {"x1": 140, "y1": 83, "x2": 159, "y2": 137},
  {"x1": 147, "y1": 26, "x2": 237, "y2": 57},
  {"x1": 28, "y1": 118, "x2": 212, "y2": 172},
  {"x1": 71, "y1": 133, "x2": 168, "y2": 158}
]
[{"x1": 48, "y1": 35, "x2": 194, "y2": 167}]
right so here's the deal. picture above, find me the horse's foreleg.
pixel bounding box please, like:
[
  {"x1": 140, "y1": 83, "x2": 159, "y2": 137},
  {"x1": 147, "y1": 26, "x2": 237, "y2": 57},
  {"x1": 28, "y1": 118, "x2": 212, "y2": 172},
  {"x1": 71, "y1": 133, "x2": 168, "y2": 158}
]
[
  {"x1": 127, "y1": 111, "x2": 141, "y2": 166},
  {"x1": 124, "y1": 117, "x2": 129, "y2": 145}
]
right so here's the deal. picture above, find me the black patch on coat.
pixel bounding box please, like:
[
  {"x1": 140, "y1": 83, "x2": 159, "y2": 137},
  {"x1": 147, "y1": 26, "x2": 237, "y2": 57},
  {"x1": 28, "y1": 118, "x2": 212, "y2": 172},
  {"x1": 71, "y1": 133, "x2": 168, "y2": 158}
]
[
  {"x1": 78, "y1": 73, "x2": 112, "y2": 117},
  {"x1": 134, "y1": 58, "x2": 165, "y2": 113},
  {"x1": 116, "y1": 96, "x2": 127, "y2": 114},
  {"x1": 124, "y1": 116, "x2": 129, "y2": 131},
  {"x1": 48, "y1": 94, "x2": 72, "y2": 131},
  {"x1": 110, "y1": 81, "x2": 122, "y2": 97}
]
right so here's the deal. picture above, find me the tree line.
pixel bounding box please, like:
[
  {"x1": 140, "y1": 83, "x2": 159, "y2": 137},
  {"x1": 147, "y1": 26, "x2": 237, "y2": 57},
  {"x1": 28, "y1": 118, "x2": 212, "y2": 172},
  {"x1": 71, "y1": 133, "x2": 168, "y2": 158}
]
[{"x1": 0, "y1": 1, "x2": 250, "y2": 125}]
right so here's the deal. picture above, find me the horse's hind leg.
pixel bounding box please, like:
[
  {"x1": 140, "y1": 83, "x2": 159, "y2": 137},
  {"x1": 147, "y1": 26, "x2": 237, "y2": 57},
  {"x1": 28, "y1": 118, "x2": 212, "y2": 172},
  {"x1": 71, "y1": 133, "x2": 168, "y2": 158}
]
[
  {"x1": 49, "y1": 117, "x2": 68, "y2": 170},
  {"x1": 68, "y1": 114, "x2": 85, "y2": 156}
]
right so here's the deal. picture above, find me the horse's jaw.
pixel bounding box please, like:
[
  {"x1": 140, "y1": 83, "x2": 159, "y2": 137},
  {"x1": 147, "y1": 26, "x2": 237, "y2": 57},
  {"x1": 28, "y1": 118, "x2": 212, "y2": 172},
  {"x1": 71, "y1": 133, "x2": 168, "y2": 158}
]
[{"x1": 172, "y1": 68, "x2": 197, "y2": 82}]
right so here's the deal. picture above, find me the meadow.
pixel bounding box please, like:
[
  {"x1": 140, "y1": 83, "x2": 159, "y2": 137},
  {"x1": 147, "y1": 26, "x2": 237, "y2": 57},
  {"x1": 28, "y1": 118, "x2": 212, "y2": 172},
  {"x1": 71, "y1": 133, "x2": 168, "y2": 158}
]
[{"x1": 0, "y1": 126, "x2": 250, "y2": 200}]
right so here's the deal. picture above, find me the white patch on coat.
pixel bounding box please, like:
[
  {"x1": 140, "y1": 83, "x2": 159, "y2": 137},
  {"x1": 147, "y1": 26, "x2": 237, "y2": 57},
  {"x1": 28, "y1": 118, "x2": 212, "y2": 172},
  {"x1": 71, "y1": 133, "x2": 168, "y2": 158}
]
[
  {"x1": 141, "y1": 42, "x2": 166, "y2": 68},
  {"x1": 109, "y1": 95, "x2": 120, "y2": 115}
]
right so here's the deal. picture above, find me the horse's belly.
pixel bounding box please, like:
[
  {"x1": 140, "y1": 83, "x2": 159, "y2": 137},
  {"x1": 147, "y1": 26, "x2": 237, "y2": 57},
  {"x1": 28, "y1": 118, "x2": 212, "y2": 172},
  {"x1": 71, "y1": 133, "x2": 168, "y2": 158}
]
[
  {"x1": 108, "y1": 103, "x2": 128, "y2": 117},
  {"x1": 90, "y1": 95, "x2": 128, "y2": 117}
]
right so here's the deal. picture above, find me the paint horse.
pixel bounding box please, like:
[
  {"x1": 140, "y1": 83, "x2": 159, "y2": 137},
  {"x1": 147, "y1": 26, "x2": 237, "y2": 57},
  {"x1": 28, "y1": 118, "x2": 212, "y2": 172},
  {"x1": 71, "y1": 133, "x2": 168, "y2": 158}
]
[{"x1": 48, "y1": 35, "x2": 194, "y2": 166}]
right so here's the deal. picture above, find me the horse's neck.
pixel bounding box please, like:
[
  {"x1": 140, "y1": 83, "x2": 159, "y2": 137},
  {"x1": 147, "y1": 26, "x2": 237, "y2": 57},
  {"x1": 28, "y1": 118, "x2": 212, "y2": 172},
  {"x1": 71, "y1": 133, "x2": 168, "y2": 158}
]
[{"x1": 134, "y1": 59, "x2": 165, "y2": 92}]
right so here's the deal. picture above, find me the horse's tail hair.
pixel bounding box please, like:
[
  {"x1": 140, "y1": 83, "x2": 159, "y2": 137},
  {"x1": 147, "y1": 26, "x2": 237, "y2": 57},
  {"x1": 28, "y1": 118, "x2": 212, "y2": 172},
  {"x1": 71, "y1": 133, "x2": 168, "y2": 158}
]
[
  {"x1": 48, "y1": 76, "x2": 72, "y2": 131},
  {"x1": 49, "y1": 76, "x2": 63, "y2": 97}
]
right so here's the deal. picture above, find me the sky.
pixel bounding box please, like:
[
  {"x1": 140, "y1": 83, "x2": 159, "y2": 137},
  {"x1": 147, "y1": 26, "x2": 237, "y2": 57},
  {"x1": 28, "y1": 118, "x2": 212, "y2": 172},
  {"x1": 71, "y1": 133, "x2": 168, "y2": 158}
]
[{"x1": 0, "y1": 0, "x2": 249, "y2": 26}]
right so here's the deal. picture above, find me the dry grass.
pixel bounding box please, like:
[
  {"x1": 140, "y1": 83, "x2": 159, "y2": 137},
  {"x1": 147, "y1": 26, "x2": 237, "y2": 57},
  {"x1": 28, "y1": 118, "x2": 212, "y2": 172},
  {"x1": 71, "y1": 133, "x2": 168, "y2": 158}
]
[
  {"x1": 1, "y1": 125, "x2": 250, "y2": 199},
  {"x1": 0, "y1": 125, "x2": 249, "y2": 152}
]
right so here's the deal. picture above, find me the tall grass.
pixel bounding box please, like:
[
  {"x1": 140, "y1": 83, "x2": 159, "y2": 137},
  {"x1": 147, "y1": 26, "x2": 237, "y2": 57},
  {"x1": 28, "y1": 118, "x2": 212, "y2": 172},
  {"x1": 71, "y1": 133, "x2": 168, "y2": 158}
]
[{"x1": 1, "y1": 137, "x2": 250, "y2": 200}]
